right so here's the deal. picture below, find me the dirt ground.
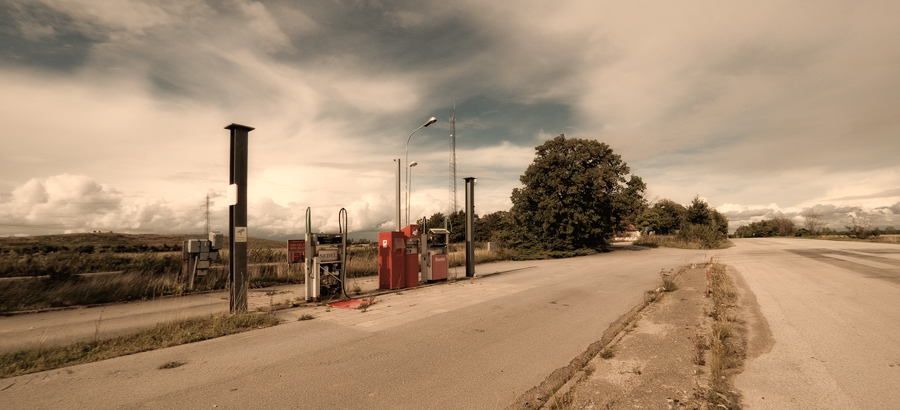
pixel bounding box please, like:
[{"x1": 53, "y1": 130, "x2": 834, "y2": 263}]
[{"x1": 546, "y1": 265, "x2": 745, "y2": 410}]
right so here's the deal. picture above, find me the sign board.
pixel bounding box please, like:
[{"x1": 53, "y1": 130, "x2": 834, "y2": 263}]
[
  {"x1": 234, "y1": 227, "x2": 248, "y2": 243},
  {"x1": 287, "y1": 239, "x2": 305, "y2": 264},
  {"x1": 318, "y1": 247, "x2": 340, "y2": 262},
  {"x1": 227, "y1": 184, "x2": 238, "y2": 206}
]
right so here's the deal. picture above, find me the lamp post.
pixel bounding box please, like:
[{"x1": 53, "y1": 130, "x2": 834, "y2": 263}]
[
  {"x1": 394, "y1": 158, "x2": 401, "y2": 231},
  {"x1": 405, "y1": 116, "x2": 436, "y2": 227},
  {"x1": 407, "y1": 161, "x2": 418, "y2": 226}
]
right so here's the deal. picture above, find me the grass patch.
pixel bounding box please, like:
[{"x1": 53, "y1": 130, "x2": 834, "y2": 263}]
[
  {"x1": 298, "y1": 314, "x2": 315, "y2": 321},
  {"x1": 659, "y1": 269, "x2": 678, "y2": 292},
  {"x1": 159, "y1": 361, "x2": 186, "y2": 369},
  {"x1": 357, "y1": 295, "x2": 376, "y2": 312},
  {"x1": 692, "y1": 332, "x2": 708, "y2": 366},
  {"x1": 705, "y1": 264, "x2": 744, "y2": 409},
  {"x1": 599, "y1": 347, "x2": 616, "y2": 359},
  {"x1": 634, "y1": 234, "x2": 732, "y2": 250},
  {"x1": 0, "y1": 250, "x2": 309, "y2": 314},
  {"x1": 797, "y1": 234, "x2": 900, "y2": 244},
  {"x1": 0, "y1": 313, "x2": 278, "y2": 378}
]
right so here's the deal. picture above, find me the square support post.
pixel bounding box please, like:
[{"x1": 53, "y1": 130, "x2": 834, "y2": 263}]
[
  {"x1": 464, "y1": 177, "x2": 476, "y2": 278},
  {"x1": 226, "y1": 123, "x2": 254, "y2": 313}
]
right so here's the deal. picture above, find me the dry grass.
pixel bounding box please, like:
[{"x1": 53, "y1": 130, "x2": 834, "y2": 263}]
[
  {"x1": 807, "y1": 234, "x2": 900, "y2": 244},
  {"x1": 0, "y1": 313, "x2": 279, "y2": 378},
  {"x1": 659, "y1": 269, "x2": 678, "y2": 292},
  {"x1": 447, "y1": 245, "x2": 516, "y2": 267},
  {"x1": 1, "y1": 239, "x2": 512, "y2": 313},
  {"x1": 0, "y1": 248, "x2": 309, "y2": 314},
  {"x1": 634, "y1": 234, "x2": 732, "y2": 250},
  {"x1": 692, "y1": 332, "x2": 708, "y2": 366},
  {"x1": 706, "y1": 264, "x2": 743, "y2": 409}
]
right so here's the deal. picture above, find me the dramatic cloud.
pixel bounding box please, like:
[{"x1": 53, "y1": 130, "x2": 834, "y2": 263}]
[{"x1": 1, "y1": 1, "x2": 898, "y2": 238}]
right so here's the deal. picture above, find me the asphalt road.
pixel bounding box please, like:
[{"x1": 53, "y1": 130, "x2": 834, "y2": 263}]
[
  {"x1": 720, "y1": 238, "x2": 900, "y2": 410},
  {"x1": 0, "y1": 244, "x2": 708, "y2": 410},
  {"x1": 0, "y1": 292, "x2": 229, "y2": 353}
]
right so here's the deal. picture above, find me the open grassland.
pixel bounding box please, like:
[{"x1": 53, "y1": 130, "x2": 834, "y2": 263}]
[
  {"x1": 0, "y1": 313, "x2": 278, "y2": 378},
  {"x1": 0, "y1": 233, "x2": 513, "y2": 313}
]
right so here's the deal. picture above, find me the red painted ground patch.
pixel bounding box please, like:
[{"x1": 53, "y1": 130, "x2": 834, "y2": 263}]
[{"x1": 328, "y1": 299, "x2": 374, "y2": 309}]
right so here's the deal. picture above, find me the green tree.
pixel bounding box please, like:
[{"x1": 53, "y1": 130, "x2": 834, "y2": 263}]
[
  {"x1": 475, "y1": 211, "x2": 511, "y2": 243},
  {"x1": 686, "y1": 196, "x2": 712, "y2": 226},
  {"x1": 636, "y1": 199, "x2": 686, "y2": 235},
  {"x1": 611, "y1": 175, "x2": 648, "y2": 233},
  {"x1": 510, "y1": 134, "x2": 641, "y2": 252},
  {"x1": 711, "y1": 209, "x2": 730, "y2": 237},
  {"x1": 423, "y1": 212, "x2": 447, "y2": 230},
  {"x1": 446, "y1": 210, "x2": 470, "y2": 243}
]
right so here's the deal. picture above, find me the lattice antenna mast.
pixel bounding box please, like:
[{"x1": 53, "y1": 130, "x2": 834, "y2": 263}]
[
  {"x1": 449, "y1": 105, "x2": 458, "y2": 214},
  {"x1": 204, "y1": 194, "x2": 211, "y2": 235}
]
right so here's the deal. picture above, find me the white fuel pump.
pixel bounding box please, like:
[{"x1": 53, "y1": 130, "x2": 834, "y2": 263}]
[{"x1": 305, "y1": 207, "x2": 349, "y2": 302}]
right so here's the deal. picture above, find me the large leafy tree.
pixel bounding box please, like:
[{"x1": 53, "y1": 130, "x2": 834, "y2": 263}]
[{"x1": 510, "y1": 134, "x2": 643, "y2": 251}]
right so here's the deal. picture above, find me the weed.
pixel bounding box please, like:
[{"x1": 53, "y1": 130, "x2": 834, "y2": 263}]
[
  {"x1": 705, "y1": 264, "x2": 744, "y2": 409},
  {"x1": 159, "y1": 361, "x2": 185, "y2": 369},
  {"x1": 93, "y1": 309, "x2": 105, "y2": 341},
  {"x1": 298, "y1": 314, "x2": 315, "y2": 321},
  {"x1": 549, "y1": 390, "x2": 575, "y2": 410},
  {"x1": 357, "y1": 295, "x2": 376, "y2": 312},
  {"x1": 660, "y1": 269, "x2": 678, "y2": 292},
  {"x1": 599, "y1": 347, "x2": 616, "y2": 359},
  {"x1": 692, "y1": 332, "x2": 709, "y2": 366}
]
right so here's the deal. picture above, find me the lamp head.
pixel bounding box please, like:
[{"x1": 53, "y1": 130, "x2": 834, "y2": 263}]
[
  {"x1": 409, "y1": 161, "x2": 418, "y2": 167},
  {"x1": 424, "y1": 117, "x2": 437, "y2": 127}
]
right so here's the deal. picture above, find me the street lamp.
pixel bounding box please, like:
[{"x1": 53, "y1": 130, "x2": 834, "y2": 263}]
[
  {"x1": 407, "y1": 161, "x2": 418, "y2": 227},
  {"x1": 405, "y1": 116, "x2": 436, "y2": 227}
]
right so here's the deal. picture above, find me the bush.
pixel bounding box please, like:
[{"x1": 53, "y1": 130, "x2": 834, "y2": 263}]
[{"x1": 677, "y1": 223, "x2": 726, "y2": 249}]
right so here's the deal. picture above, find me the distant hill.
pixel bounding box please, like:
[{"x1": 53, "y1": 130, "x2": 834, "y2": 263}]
[{"x1": 0, "y1": 233, "x2": 286, "y2": 252}]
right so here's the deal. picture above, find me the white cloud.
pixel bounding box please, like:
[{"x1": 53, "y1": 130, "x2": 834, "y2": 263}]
[{"x1": 3, "y1": 0, "x2": 900, "y2": 240}]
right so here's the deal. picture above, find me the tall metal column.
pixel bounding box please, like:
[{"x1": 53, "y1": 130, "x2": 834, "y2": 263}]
[
  {"x1": 395, "y1": 158, "x2": 401, "y2": 231},
  {"x1": 226, "y1": 123, "x2": 253, "y2": 313},
  {"x1": 464, "y1": 177, "x2": 476, "y2": 278}
]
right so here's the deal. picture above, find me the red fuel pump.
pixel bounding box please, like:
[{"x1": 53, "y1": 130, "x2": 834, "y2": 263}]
[
  {"x1": 377, "y1": 224, "x2": 421, "y2": 290},
  {"x1": 400, "y1": 224, "x2": 420, "y2": 288},
  {"x1": 378, "y1": 231, "x2": 407, "y2": 289}
]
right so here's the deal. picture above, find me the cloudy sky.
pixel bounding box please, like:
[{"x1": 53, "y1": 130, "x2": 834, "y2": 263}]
[{"x1": 1, "y1": 0, "x2": 899, "y2": 239}]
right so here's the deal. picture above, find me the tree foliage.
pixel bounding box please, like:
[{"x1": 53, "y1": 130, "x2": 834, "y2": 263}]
[
  {"x1": 636, "y1": 199, "x2": 686, "y2": 235},
  {"x1": 734, "y1": 215, "x2": 794, "y2": 238},
  {"x1": 509, "y1": 135, "x2": 644, "y2": 252}
]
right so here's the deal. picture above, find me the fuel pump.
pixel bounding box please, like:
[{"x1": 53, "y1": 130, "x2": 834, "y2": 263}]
[
  {"x1": 304, "y1": 207, "x2": 349, "y2": 302},
  {"x1": 420, "y1": 228, "x2": 450, "y2": 282}
]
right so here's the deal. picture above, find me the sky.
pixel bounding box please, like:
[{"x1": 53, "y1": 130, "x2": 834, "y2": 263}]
[{"x1": 1, "y1": 0, "x2": 899, "y2": 240}]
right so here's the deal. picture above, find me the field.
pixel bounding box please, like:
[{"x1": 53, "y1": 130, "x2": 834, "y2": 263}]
[{"x1": 0, "y1": 233, "x2": 511, "y2": 313}]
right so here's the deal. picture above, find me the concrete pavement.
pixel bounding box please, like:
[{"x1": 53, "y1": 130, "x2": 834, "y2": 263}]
[
  {"x1": 0, "y1": 244, "x2": 710, "y2": 410},
  {"x1": 718, "y1": 238, "x2": 900, "y2": 410},
  {"x1": 0, "y1": 259, "x2": 538, "y2": 354}
]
